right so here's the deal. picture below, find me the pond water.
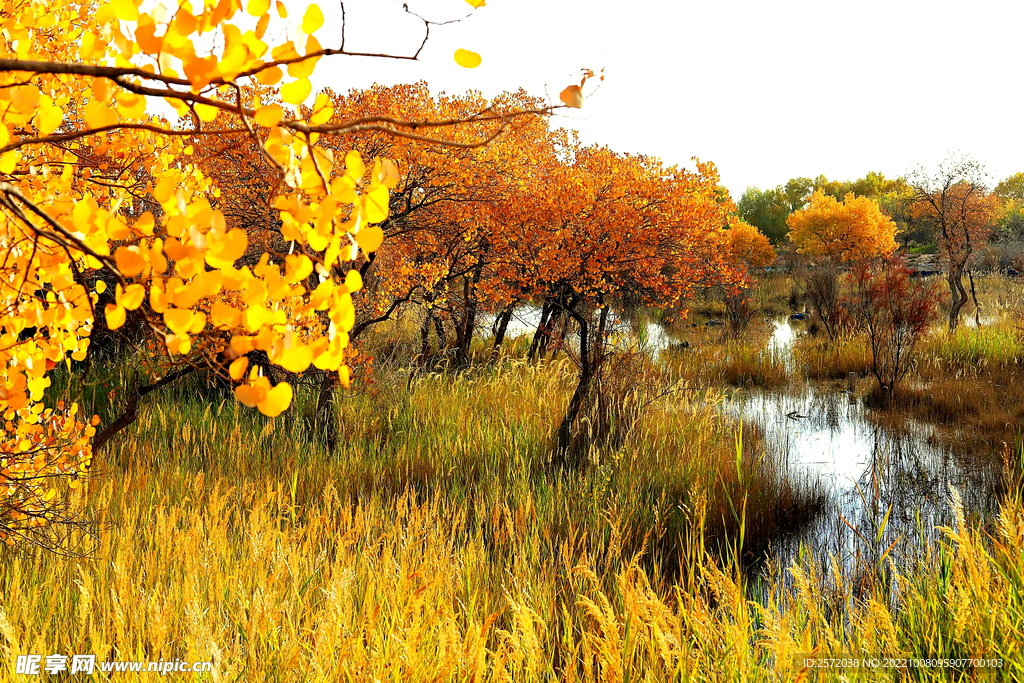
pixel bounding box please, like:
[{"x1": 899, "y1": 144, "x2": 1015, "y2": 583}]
[
  {"x1": 480, "y1": 305, "x2": 678, "y2": 359},
  {"x1": 480, "y1": 306, "x2": 1004, "y2": 582},
  {"x1": 732, "y1": 319, "x2": 1003, "y2": 583}
]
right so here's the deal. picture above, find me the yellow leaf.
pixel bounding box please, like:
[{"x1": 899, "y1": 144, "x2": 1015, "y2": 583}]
[
  {"x1": 255, "y1": 66, "x2": 283, "y2": 85},
  {"x1": 344, "y1": 269, "x2": 362, "y2": 293},
  {"x1": 254, "y1": 104, "x2": 284, "y2": 127},
  {"x1": 84, "y1": 100, "x2": 118, "y2": 129},
  {"x1": 206, "y1": 229, "x2": 248, "y2": 268},
  {"x1": 116, "y1": 91, "x2": 147, "y2": 119},
  {"x1": 135, "y1": 21, "x2": 163, "y2": 54},
  {"x1": 339, "y1": 365, "x2": 350, "y2": 388},
  {"x1": 95, "y1": 280, "x2": 107, "y2": 294},
  {"x1": 108, "y1": 215, "x2": 130, "y2": 240},
  {"x1": 35, "y1": 100, "x2": 63, "y2": 136},
  {"x1": 166, "y1": 333, "x2": 192, "y2": 356},
  {"x1": 0, "y1": 152, "x2": 18, "y2": 175},
  {"x1": 276, "y1": 344, "x2": 312, "y2": 373},
  {"x1": 105, "y1": 303, "x2": 126, "y2": 330},
  {"x1": 344, "y1": 150, "x2": 364, "y2": 182},
  {"x1": 331, "y1": 175, "x2": 357, "y2": 204},
  {"x1": 95, "y1": 77, "x2": 113, "y2": 103},
  {"x1": 302, "y1": 4, "x2": 324, "y2": 33},
  {"x1": 275, "y1": 0, "x2": 287, "y2": 17},
  {"x1": 194, "y1": 103, "x2": 220, "y2": 122},
  {"x1": 374, "y1": 159, "x2": 400, "y2": 189},
  {"x1": 154, "y1": 176, "x2": 176, "y2": 205},
  {"x1": 111, "y1": 0, "x2": 138, "y2": 20},
  {"x1": 10, "y1": 85, "x2": 40, "y2": 113},
  {"x1": 465, "y1": 0, "x2": 485, "y2": 6},
  {"x1": 560, "y1": 85, "x2": 584, "y2": 108},
  {"x1": 285, "y1": 254, "x2": 313, "y2": 282},
  {"x1": 247, "y1": 0, "x2": 270, "y2": 17},
  {"x1": 229, "y1": 357, "x2": 249, "y2": 380},
  {"x1": 281, "y1": 78, "x2": 311, "y2": 105},
  {"x1": 164, "y1": 308, "x2": 194, "y2": 336},
  {"x1": 355, "y1": 226, "x2": 384, "y2": 253},
  {"x1": 189, "y1": 312, "x2": 207, "y2": 334},
  {"x1": 287, "y1": 57, "x2": 317, "y2": 80},
  {"x1": 114, "y1": 246, "x2": 147, "y2": 276},
  {"x1": 255, "y1": 12, "x2": 270, "y2": 38},
  {"x1": 362, "y1": 185, "x2": 389, "y2": 223},
  {"x1": 210, "y1": 301, "x2": 241, "y2": 327},
  {"x1": 309, "y1": 93, "x2": 334, "y2": 126},
  {"x1": 257, "y1": 381, "x2": 292, "y2": 417},
  {"x1": 235, "y1": 379, "x2": 266, "y2": 407},
  {"x1": 119, "y1": 283, "x2": 146, "y2": 310},
  {"x1": 134, "y1": 212, "x2": 155, "y2": 236},
  {"x1": 454, "y1": 49, "x2": 482, "y2": 69}
]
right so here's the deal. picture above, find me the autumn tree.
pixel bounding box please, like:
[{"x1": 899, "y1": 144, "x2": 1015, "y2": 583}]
[
  {"x1": 493, "y1": 143, "x2": 739, "y2": 459},
  {"x1": 786, "y1": 190, "x2": 898, "y2": 339},
  {"x1": 908, "y1": 156, "x2": 1001, "y2": 331},
  {"x1": 846, "y1": 258, "x2": 940, "y2": 399},
  {"x1": 993, "y1": 172, "x2": 1024, "y2": 248},
  {"x1": 718, "y1": 221, "x2": 775, "y2": 336},
  {"x1": 0, "y1": 0, "x2": 557, "y2": 544},
  {"x1": 787, "y1": 190, "x2": 898, "y2": 262}
]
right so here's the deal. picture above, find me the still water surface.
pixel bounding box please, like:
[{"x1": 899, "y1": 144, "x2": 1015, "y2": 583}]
[
  {"x1": 481, "y1": 308, "x2": 1003, "y2": 577},
  {"x1": 730, "y1": 319, "x2": 1002, "y2": 579}
]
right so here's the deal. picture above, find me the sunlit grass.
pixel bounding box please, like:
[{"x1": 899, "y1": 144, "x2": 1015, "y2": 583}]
[
  {"x1": 0, "y1": 374, "x2": 1020, "y2": 680},
  {"x1": 3, "y1": 275, "x2": 1024, "y2": 680}
]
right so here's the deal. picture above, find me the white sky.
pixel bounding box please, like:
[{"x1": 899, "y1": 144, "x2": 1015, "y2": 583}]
[{"x1": 285, "y1": 0, "x2": 1024, "y2": 199}]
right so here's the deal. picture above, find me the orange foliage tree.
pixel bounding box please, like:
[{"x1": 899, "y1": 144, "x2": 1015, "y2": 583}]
[
  {"x1": 0, "y1": 0, "x2": 559, "y2": 546},
  {"x1": 488, "y1": 142, "x2": 740, "y2": 458},
  {"x1": 718, "y1": 221, "x2": 775, "y2": 336},
  {"x1": 908, "y1": 157, "x2": 1002, "y2": 331},
  {"x1": 190, "y1": 82, "x2": 556, "y2": 448}
]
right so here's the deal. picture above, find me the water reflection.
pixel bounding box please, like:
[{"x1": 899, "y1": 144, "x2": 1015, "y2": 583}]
[
  {"x1": 480, "y1": 306, "x2": 677, "y2": 358},
  {"x1": 734, "y1": 319, "x2": 1002, "y2": 583},
  {"x1": 480, "y1": 306, "x2": 1004, "y2": 584}
]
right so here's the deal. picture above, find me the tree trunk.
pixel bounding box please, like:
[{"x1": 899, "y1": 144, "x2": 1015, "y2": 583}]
[
  {"x1": 548, "y1": 311, "x2": 572, "y2": 360},
  {"x1": 538, "y1": 308, "x2": 560, "y2": 358},
  {"x1": 947, "y1": 262, "x2": 968, "y2": 332},
  {"x1": 92, "y1": 367, "x2": 195, "y2": 452},
  {"x1": 419, "y1": 310, "x2": 432, "y2": 366},
  {"x1": 592, "y1": 304, "x2": 608, "y2": 369},
  {"x1": 314, "y1": 371, "x2": 339, "y2": 453},
  {"x1": 592, "y1": 304, "x2": 609, "y2": 440},
  {"x1": 968, "y1": 269, "x2": 981, "y2": 327},
  {"x1": 555, "y1": 309, "x2": 591, "y2": 463},
  {"x1": 528, "y1": 300, "x2": 553, "y2": 362},
  {"x1": 456, "y1": 275, "x2": 481, "y2": 366},
  {"x1": 491, "y1": 305, "x2": 514, "y2": 358},
  {"x1": 433, "y1": 315, "x2": 447, "y2": 351}
]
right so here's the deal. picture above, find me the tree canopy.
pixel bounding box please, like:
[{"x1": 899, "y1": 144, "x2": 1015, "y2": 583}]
[{"x1": 786, "y1": 190, "x2": 899, "y2": 262}]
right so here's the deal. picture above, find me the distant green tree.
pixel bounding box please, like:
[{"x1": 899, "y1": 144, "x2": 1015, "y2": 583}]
[
  {"x1": 737, "y1": 186, "x2": 790, "y2": 244},
  {"x1": 784, "y1": 177, "x2": 814, "y2": 212},
  {"x1": 992, "y1": 173, "x2": 1024, "y2": 244}
]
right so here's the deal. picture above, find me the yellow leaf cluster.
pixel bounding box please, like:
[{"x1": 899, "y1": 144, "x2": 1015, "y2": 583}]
[{"x1": 787, "y1": 191, "x2": 899, "y2": 262}]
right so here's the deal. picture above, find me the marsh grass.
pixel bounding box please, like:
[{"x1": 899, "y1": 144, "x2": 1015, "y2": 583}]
[
  {"x1": 662, "y1": 324, "x2": 789, "y2": 389},
  {"x1": 0, "y1": 370, "x2": 1021, "y2": 680},
  {"x1": 3, "y1": 277, "x2": 1023, "y2": 681},
  {"x1": 795, "y1": 336, "x2": 874, "y2": 381}
]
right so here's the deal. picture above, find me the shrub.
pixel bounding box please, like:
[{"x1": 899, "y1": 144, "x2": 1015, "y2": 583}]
[{"x1": 846, "y1": 258, "x2": 940, "y2": 398}]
